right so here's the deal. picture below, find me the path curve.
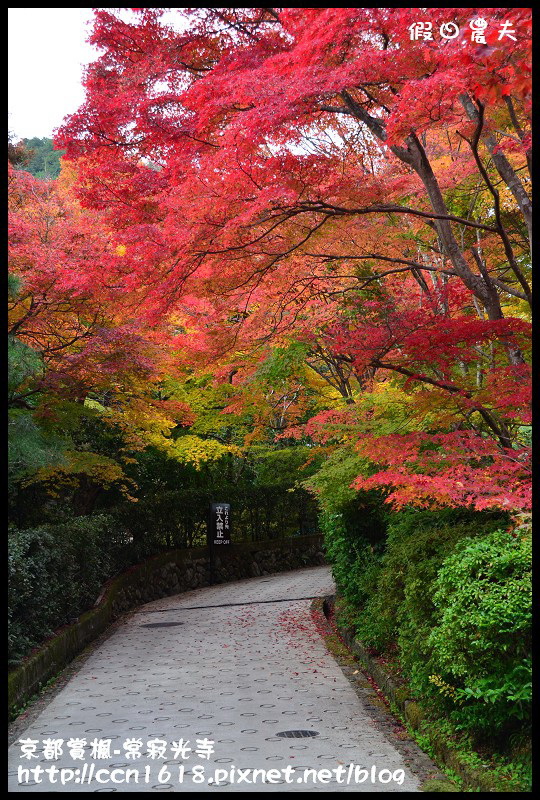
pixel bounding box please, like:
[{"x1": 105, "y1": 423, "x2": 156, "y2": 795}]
[{"x1": 8, "y1": 566, "x2": 431, "y2": 792}]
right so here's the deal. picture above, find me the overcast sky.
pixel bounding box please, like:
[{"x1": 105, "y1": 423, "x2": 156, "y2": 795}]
[
  {"x1": 8, "y1": 7, "x2": 99, "y2": 140},
  {"x1": 8, "y1": 8, "x2": 189, "y2": 141}
]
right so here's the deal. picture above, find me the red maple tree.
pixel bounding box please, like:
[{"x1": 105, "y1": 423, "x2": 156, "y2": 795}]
[{"x1": 52, "y1": 7, "x2": 531, "y2": 510}]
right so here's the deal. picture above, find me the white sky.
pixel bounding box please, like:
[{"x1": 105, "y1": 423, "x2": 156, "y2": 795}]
[
  {"x1": 8, "y1": 7, "x2": 99, "y2": 140},
  {"x1": 8, "y1": 8, "x2": 188, "y2": 141}
]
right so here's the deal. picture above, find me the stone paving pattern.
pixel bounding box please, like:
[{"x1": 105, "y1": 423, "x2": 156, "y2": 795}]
[{"x1": 8, "y1": 566, "x2": 426, "y2": 792}]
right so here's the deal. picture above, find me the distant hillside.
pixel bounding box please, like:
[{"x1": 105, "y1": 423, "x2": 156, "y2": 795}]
[{"x1": 21, "y1": 137, "x2": 65, "y2": 179}]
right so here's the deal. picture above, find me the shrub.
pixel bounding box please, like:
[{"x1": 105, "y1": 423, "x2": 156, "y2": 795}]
[
  {"x1": 320, "y1": 508, "x2": 383, "y2": 614},
  {"x1": 305, "y1": 448, "x2": 389, "y2": 613},
  {"x1": 8, "y1": 515, "x2": 127, "y2": 665},
  {"x1": 353, "y1": 508, "x2": 507, "y2": 656},
  {"x1": 428, "y1": 527, "x2": 532, "y2": 735}
]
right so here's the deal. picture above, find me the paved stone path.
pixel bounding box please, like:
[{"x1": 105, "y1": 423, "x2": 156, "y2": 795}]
[{"x1": 8, "y1": 566, "x2": 431, "y2": 792}]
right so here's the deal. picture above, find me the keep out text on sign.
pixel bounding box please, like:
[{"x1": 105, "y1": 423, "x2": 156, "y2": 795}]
[{"x1": 209, "y1": 503, "x2": 231, "y2": 546}]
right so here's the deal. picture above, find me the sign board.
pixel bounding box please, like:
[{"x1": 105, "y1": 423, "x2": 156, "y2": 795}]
[{"x1": 209, "y1": 503, "x2": 231, "y2": 546}]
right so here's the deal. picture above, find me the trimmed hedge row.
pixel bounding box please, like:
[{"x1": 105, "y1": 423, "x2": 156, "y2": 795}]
[
  {"x1": 8, "y1": 515, "x2": 125, "y2": 666},
  {"x1": 324, "y1": 503, "x2": 531, "y2": 743}
]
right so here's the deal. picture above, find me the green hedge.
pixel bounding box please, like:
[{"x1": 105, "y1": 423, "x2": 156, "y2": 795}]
[
  {"x1": 428, "y1": 528, "x2": 531, "y2": 734},
  {"x1": 8, "y1": 515, "x2": 128, "y2": 666},
  {"x1": 352, "y1": 509, "x2": 507, "y2": 656},
  {"x1": 324, "y1": 505, "x2": 530, "y2": 739}
]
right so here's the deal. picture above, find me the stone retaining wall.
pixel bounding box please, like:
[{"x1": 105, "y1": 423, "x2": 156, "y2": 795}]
[{"x1": 9, "y1": 535, "x2": 325, "y2": 716}]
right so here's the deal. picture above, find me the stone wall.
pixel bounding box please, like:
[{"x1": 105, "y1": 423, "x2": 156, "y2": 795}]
[{"x1": 9, "y1": 535, "x2": 325, "y2": 716}]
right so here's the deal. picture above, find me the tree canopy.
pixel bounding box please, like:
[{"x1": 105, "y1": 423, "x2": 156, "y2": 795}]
[{"x1": 8, "y1": 8, "x2": 531, "y2": 513}]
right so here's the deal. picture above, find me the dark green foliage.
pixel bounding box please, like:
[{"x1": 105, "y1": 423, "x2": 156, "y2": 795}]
[
  {"x1": 354, "y1": 509, "x2": 507, "y2": 655},
  {"x1": 251, "y1": 340, "x2": 310, "y2": 388},
  {"x1": 326, "y1": 504, "x2": 530, "y2": 741},
  {"x1": 110, "y1": 445, "x2": 320, "y2": 562},
  {"x1": 8, "y1": 272, "x2": 23, "y2": 299},
  {"x1": 304, "y1": 447, "x2": 389, "y2": 611},
  {"x1": 247, "y1": 445, "x2": 322, "y2": 488},
  {"x1": 8, "y1": 329, "x2": 68, "y2": 485},
  {"x1": 8, "y1": 411, "x2": 67, "y2": 483},
  {"x1": 8, "y1": 335, "x2": 43, "y2": 400},
  {"x1": 112, "y1": 484, "x2": 318, "y2": 562},
  {"x1": 8, "y1": 402, "x2": 129, "y2": 524},
  {"x1": 320, "y1": 505, "x2": 384, "y2": 613},
  {"x1": 8, "y1": 515, "x2": 129, "y2": 665},
  {"x1": 20, "y1": 137, "x2": 64, "y2": 179},
  {"x1": 8, "y1": 275, "x2": 68, "y2": 484}
]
